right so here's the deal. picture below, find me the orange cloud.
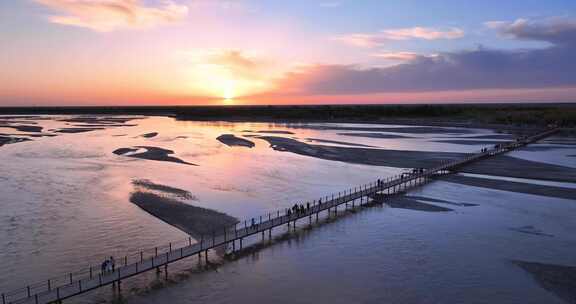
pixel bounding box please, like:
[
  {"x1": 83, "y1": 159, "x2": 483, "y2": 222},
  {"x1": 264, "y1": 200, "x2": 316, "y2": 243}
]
[{"x1": 35, "y1": 0, "x2": 188, "y2": 32}]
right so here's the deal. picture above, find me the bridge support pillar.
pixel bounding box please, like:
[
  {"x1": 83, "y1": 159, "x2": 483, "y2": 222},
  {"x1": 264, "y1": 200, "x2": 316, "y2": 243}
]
[
  {"x1": 205, "y1": 250, "x2": 208, "y2": 263},
  {"x1": 240, "y1": 238, "x2": 243, "y2": 250}
]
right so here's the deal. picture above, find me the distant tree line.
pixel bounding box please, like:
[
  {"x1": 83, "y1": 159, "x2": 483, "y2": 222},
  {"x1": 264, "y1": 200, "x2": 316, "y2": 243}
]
[{"x1": 0, "y1": 104, "x2": 574, "y2": 127}]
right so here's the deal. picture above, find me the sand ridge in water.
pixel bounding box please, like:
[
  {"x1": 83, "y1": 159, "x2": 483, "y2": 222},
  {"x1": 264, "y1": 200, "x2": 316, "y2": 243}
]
[
  {"x1": 513, "y1": 260, "x2": 576, "y2": 303},
  {"x1": 438, "y1": 175, "x2": 576, "y2": 199},
  {"x1": 373, "y1": 194, "x2": 454, "y2": 212},
  {"x1": 139, "y1": 132, "x2": 159, "y2": 138},
  {"x1": 457, "y1": 156, "x2": 576, "y2": 183},
  {"x1": 132, "y1": 179, "x2": 197, "y2": 200},
  {"x1": 257, "y1": 136, "x2": 464, "y2": 168},
  {"x1": 0, "y1": 135, "x2": 31, "y2": 147},
  {"x1": 305, "y1": 138, "x2": 376, "y2": 148},
  {"x1": 130, "y1": 192, "x2": 238, "y2": 240},
  {"x1": 289, "y1": 125, "x2": 474, "y2": 134},
  {"x1": 217, "y1": 134, "x2": 255, "y2": 148},
  {"x1": 113, "y1": 146, "x2": 197, "y2": 166},
  {"x1": 508, "y1": 225, "x2": 554, "y2": 237},
  {"x1": 404, "y1": 195, "x2": 477, "y2": 207},
  {"x1": 433, "y1": 139, "x2": 507, "y2": 146},
  {"x1": 337, "y1": 132, "x2": 409, "y2": 139}
]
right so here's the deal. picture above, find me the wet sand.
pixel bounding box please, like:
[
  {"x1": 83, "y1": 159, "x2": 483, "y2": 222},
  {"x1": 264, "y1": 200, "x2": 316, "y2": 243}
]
[
  {"x1": 133, "y1": 179, "x2": 197, "y2": 200},
  {"x1": 434, "y1": 139, "x2": 505, "y2": 146},
  {"x1": 508, "y1": 225, "x2": 554, "y2": 237},
  {"x1": 140, "y1": 132, "x2": 159, "y2": 138},
  {"x1": 0, "y1": 124, "x2": 43, "y2": 132},
  {"x1": 460, "y1": 134, "x2": 515, "y2": 140},
  {"x1": 337, "y1": 132, "x2": 409, "y2": 139},
  {"x1": 257, "y1": 136, "x2": 463, "y2": 168},
  {"x1": 519, "y1": 145, "x2": 576, "y2": 152},
  {"x1": 58, "y1": 116, "x2": 138, "y2": 124},
  {"x1": 54, "y1": 127, "x2": 105, "y2": 133},
  {"x1": 459, "y1": 155, "x2": 576, "y2": 183},
  {"x1": 514, "y1": 260, "x2": 576, "y2": 303},
  {"x1": 130, "y1": 192, "x2": 238, "y2": 240},
  {"x1": 113, "y1": 146, "x2": 197, "y2": 166},
  {"x1": 217, "y1": 134, "x2": 255, "y2": 148},
  {"x1": 305, "y1": 138, "x2": 376, "y2": 148},
  {"x1": 0, "y1": 135, "x2": 31, "y2": 147},
  {"x1": 374, "y1": 194, "x2": 453, "y2": 212},
  {"x1": 404, "y1": 195, "x2": 477, "y2": 207},
  {"x1": 292, "y1": 125, "x2": 474, "y2": 134},
  {"x1": 439, "y1": 175, "x2": 576, "y2": 199}
]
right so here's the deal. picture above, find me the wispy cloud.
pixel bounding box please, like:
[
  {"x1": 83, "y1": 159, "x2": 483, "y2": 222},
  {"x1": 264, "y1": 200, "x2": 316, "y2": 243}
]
[
  {"x1": 485, "y1": 17, "x2": 576, "y2": 45},
  {"x1": 334, "y1": 26, "x2": 464, "y2": 48},
  {"x1": 371, "y1": 51, "x2": 420, "y2": 61},
  {"x1": 280, "y1": 17, "x2": 576, "y2": 94},
  {"x1": 35, "y1": 0, "x2": 188, "y2": 32}
]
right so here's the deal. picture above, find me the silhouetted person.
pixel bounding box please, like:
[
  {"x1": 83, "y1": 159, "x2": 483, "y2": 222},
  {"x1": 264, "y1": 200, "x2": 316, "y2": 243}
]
[{"x1": 101, "y1": 260, "x2": 108, "y2": 274}]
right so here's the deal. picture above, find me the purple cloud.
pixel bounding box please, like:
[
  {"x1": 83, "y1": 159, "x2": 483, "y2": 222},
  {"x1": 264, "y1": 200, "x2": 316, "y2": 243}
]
[{"x1": 280, "y1": 18, "x2": 576, "y2": 94}]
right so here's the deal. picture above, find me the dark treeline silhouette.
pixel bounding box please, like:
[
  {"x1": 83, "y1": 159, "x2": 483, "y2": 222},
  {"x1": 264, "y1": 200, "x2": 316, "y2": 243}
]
[{"x1": 0, "y1": 103, "x2": 574, "y2": 127}]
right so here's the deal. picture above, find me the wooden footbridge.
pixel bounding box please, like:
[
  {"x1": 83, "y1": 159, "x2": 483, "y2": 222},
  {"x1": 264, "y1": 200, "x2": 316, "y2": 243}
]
[{"x1": 2, "y1": 128, "x2": 559, "y2": 304}]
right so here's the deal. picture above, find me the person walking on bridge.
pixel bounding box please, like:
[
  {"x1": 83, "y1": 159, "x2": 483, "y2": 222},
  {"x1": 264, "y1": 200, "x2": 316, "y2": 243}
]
[
  {"x1": 110, "y1": 256, "x2": 115, "y2": 272},
  {"x1": 101, "y1": 259, "x2": 108, "y2": 274}
]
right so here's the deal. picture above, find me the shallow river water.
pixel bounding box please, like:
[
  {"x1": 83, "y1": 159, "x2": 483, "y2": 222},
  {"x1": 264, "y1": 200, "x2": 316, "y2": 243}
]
[{"x1": 0, "y1": 116, "x2": 574, "y2": 304}]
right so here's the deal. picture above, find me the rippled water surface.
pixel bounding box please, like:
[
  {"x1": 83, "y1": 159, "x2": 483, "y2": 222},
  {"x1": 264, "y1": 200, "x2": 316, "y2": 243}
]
[{"x1": 0, "y1": 116, "x2": 574, "y2": 304}]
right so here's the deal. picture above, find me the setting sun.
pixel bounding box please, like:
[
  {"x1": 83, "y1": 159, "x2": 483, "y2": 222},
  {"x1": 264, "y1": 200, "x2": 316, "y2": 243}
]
[{"x1": 222, "y1": 80, "x2": 235, "y2": 100}]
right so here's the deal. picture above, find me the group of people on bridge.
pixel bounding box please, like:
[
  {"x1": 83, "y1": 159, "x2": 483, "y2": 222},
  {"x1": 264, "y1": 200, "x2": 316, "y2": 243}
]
[{"x1": 100, "y1": 256, "x2": 115, "y2": 274}]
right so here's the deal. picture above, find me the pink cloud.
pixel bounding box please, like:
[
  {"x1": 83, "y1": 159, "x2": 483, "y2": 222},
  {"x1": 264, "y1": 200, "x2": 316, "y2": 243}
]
[
  {"x1": 334, "y1": 26, "x2": 464, "y2": 48},
  {"x1": 35, "y1": 0, "x2": 188, "y2": 32},
  {"x1": 371, "y1": 51, "x2": 420, "y2": 61}
]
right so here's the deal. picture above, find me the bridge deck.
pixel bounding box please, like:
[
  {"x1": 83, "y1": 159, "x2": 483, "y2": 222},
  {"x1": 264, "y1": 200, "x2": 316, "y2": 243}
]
[{"x1": 3, "y1": 128, "x2": 558, "y2": 304}]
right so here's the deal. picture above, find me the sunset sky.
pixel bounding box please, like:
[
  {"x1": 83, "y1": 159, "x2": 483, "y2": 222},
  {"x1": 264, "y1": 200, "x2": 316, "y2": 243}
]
[{"x1": 1, "y1": 0, "x2": 575, "y2": 106}]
